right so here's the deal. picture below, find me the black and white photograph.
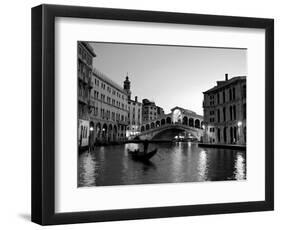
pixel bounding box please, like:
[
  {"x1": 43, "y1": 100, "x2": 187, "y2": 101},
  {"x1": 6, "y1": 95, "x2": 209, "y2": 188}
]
[
  {"x1": 29, "y1": 2, "x2": 274, "y2": 225},
  {"x1": 77, "y1": 42, "x2": 247, "y2": 187}
]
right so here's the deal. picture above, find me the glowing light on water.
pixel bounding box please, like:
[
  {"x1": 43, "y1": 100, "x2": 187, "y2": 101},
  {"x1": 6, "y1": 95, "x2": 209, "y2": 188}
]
[
  {"x1": 125, "y1": 143, "x2": 139, "y2": 156},
  {"x1": 198, "y1": 150, "x2": 208, "y2": 181},
  {"x1": 234, "y1": 152, "x2": 246, "y2": 180},
  {"x1": 79, "y1": 152, "x2": 98, "y2": 186},
  {"x1": 78, "y1": 141, "x2": 246, "y2": 186}
]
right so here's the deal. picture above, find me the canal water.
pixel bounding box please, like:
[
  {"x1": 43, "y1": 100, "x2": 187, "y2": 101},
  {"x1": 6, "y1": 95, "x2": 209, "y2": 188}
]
[{"x1": 78, "y1": 142, "x2": 246, "y2": 187}]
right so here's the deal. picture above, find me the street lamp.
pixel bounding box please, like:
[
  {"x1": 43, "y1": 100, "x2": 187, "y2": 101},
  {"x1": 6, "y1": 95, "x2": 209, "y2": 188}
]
[
  {"x1": 89, "y1": 126, "x2": 94, "y2": 152},
  {"x1": 237, "y1": 121, "x2": 242, "y2": 143}
]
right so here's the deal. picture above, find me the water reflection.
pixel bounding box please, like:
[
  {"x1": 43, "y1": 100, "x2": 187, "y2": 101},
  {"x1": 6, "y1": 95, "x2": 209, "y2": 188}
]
[
  {"x1": 78, "y1": 152, "x2": 98, "y2": 187},
  {"x1": 234, "y1": 152, "x2": 246, "y2": 180},
  {"x1": 78, "y1": 142, "x2": 246, "y2": 187},
  {"x1": 197, "y1": 150, "x2": 208, "y2": 181}
]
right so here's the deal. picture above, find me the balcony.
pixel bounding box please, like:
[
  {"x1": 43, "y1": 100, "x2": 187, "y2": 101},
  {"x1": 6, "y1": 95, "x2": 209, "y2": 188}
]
[
  {"x1": 84, "y1": 76, "x2": 88, "y2": 84},
  {"x1": 89, "y1": 113, "x2": 97, "y2": 121},
  {"x1": 78, "y1": 72, "x2": 92, "y2": 86},
  {"x1": 78, "y1": 111, "x2": 90, "y2": 120},
  {"x1": 89, "y1": 78, "x2": 94, "y2": 88},
  {"x1": 78, "y1": 95, "x2": 88, "y2": 104},
  {"x1": 78, "y1": 72, "x2": 89, "y2": 85},
  {"x1": 88, "y1": 100, "x2": 95, "y2": 107},
  {"x1": 117, "y1": 120, "x2": 128, "y2": 125},
  {"x1": 78, "y1": 72, "x2": 84, "y2": 81}
]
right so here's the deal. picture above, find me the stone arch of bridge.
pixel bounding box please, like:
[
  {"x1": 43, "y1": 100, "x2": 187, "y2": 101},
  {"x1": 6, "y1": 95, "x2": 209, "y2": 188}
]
[
  {"x1": 152, "y1": 126, "x2": 201, "y2": 140},
  {"x1": 137, "y1": 124, "x2": 203, "y2": 141}
]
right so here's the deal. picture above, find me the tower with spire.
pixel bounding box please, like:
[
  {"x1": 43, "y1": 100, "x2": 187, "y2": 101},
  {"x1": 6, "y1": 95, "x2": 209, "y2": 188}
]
[{"x1": 123, "y1": 73, "x2": 131, "y2": 100}]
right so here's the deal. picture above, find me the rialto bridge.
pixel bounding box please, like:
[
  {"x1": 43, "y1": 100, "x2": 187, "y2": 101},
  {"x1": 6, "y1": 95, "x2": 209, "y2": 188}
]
[{"x1": 136, "y1": 107, "x2": 204, "y2": 141}]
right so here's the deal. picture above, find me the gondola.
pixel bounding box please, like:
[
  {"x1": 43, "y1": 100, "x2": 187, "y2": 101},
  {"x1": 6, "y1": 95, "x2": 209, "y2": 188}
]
[{"x1": 128, "y1": 149, "x2": 158, "y2": 161}]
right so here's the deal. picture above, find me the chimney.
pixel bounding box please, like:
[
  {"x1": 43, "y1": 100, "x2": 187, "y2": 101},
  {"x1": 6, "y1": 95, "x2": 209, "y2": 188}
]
[
  {"x1": 225, "y1": 73, "x2": 228, "y2": 81},
  {"x1": 135, "y1": 96, "x2": 138, "y2": 102}
]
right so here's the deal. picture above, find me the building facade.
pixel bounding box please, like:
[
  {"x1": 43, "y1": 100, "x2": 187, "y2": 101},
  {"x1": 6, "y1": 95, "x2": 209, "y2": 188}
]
[
  {"x1": 77, "y1": 41, "x2": 96, "y2": 150},
  {"x1": 126, "y1": 96, "x2": 142, "y2": 139},
  {"x1": 142, "y1": 99, "x2": 165, "y2": 123},
  {"x1": 202, "y1": 74, "x2": 246, "y2": 145},
  {"x1": 157, "y1": 106, "x2": 165, "y2": 117},
  {"x1": 88, "y1": 68, "x2": 129, "y2": 145},
  {"x1": 123, "y1": 75, "x2": 143, "y2": 139}
]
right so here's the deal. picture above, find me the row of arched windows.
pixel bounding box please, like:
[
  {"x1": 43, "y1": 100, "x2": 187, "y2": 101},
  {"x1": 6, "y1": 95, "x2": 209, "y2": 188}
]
[{"x1": 140, "y1": 117, "x2": 203, "y2": 132}]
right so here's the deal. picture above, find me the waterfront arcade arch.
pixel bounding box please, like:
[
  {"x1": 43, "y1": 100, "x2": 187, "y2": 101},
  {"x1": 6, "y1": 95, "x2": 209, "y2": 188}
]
[
  {"x1": 108, "y1": 124, "x2": 113, "y2": 142},
  {"x1": 102, "y1": 123, "x2": 107, "y2": 141},
  {"x1": 94, "y1": 122, "x2": 124, "y2": 144},
  {"x1": 113, "y1": 125, "x2": 117, "y2": 142},
  {"x1": 120, "y1": 125, "x2": 125, "y2": 139},
  {"x1": 96, "y1": 122, "x2": 101, "y2": 141},
  {"x1": 89, "y1": 121, "x2": 95, "y2": 149}
]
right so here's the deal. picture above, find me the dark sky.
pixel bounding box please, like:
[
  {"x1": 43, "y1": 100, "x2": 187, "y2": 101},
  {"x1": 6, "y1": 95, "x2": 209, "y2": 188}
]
[{"x1": 89, "y1": 42, "x2": 247, "y2": 115}]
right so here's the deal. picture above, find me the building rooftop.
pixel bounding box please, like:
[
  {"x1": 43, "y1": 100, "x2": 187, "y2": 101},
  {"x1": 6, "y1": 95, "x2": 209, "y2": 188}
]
[
  {"x1": 142, "y1": 99, "x2": 156, "y2": 106},
  {"x1": 170, "y1": 106, "x2": 202, "y2": 118},
  {"x1": 128, "y1": 99, "x2": 142, "y2": 105},
  {"x1": 171, "y1": 106, "x2": 195, "y2": 114},
  {"x1": 92, "y1": 68, "x2": 127, "y2": 94},
  {"x1": 80, "y1": 41, "x2": 96, "y2": 57},
  {"x1": 203, "y1": 76, "x2": 246, "y2": 94}
]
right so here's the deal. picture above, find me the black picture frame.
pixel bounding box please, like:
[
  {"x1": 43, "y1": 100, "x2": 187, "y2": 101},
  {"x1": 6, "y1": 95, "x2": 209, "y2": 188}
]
[{"x1": 31, "y1": 4, "x2": 274, "y2": 225}]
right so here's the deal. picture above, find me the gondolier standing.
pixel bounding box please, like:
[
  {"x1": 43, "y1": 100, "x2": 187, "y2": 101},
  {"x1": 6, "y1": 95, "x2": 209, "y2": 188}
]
[{"x1": 143, "y1": 139, "x2": 149, "y2": 153}]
